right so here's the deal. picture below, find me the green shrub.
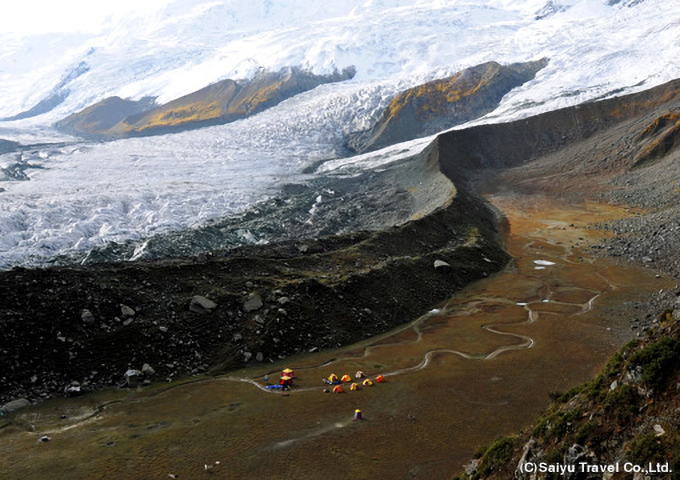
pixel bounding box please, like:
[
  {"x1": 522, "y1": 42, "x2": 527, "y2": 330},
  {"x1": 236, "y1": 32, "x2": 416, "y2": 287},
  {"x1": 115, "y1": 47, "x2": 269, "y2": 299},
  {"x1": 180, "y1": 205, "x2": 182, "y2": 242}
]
[
  {"x1": 629, "y1": 337, "x2": 680, "y2": 391},
  {"x1": 472, "y1": 436, "x2": 515, "y2": 479},
  {"x1": 604, "y1": 384, "x2": 639, "y2": 424},
  {"x1": 628, "y1": 432, "x2": 666, "y2": 464}
]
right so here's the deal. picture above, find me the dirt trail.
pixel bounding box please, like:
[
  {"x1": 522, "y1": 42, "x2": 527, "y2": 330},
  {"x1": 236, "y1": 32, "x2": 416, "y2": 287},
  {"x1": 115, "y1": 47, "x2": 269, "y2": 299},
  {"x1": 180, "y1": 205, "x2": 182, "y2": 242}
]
[{"x1": 0, "y1": 194, "x2": 674, "y2": 480}]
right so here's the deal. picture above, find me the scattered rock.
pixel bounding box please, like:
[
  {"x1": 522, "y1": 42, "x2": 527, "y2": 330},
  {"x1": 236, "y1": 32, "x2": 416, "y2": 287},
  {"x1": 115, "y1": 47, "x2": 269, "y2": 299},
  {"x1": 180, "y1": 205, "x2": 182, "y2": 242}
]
[
  {"x1": 190, "y1": 295, "x2": 217, "y2": 314},
  {"x1": 0, "y1": 398, "x2": 30, "y2": 414},
  {"x1": 465, "y1": 459, "x2": 480, "y2": 477},
  {"x1": 125, "y1": 369, "x2": 142, "y2": 388},
  {"x1": 142, "y1": 364, "x2": 156, "y2": 377},
  {"x1": 256, "y1": 352, "x2": 264, "y2": 362},
  {"x1": 81, "y1": 309, "x2": 95, "y2": 324},
  {"x1": 434, "y1": 259, "x2": 451, "y2": 270},
  {"x1": 624, "y1": 366, "x2": 643, "y2": 384},
  {"x1": 243, "y1": 293, "x2": 263, "y2": 312},
  {"x1": 39, "y1": 436, "x2": 51, "y2": 442},
  {"x1": 654, "y1": 424, "x2": 666, "y2": 436},
  {"x1": 121, "y1": 304, "x2": 135, "y2": 318}
]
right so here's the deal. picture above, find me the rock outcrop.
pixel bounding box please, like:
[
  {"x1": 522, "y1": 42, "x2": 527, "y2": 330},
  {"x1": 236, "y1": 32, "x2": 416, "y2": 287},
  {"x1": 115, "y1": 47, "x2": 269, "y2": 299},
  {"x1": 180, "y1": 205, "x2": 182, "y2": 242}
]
[
  {"x1": 347, "y1": 59, "x2": 548, "y2": 153},
  {"x1": 57, "y1": 66, "x2": 356, "y2": 138}
]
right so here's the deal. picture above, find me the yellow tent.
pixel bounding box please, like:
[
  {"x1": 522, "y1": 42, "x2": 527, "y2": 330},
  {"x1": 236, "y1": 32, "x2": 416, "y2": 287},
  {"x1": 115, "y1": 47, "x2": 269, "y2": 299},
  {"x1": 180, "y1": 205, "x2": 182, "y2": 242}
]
[
  {"x1": 350, "y1": 383, "x2": 359, "y2": 391},
  {"x1": 328, "y1": 373, "x2": 338, "y2": 382},
  {"x1": 362, "y1": 379, "x2": 373, "y2": 386}
]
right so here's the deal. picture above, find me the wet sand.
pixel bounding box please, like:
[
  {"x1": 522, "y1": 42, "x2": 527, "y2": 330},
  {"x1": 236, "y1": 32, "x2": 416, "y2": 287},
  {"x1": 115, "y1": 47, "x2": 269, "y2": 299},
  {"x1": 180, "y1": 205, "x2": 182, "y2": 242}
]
[{"x1": 0, "y1": 194, "x2": 675, "y2": 479}]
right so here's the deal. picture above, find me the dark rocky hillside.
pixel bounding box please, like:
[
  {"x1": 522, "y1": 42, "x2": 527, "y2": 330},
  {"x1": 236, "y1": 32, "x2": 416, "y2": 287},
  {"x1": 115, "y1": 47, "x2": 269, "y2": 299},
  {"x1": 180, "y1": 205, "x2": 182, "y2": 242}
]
[{"x1": 347, "y1": 59, "x2": 547, "y2": 153}]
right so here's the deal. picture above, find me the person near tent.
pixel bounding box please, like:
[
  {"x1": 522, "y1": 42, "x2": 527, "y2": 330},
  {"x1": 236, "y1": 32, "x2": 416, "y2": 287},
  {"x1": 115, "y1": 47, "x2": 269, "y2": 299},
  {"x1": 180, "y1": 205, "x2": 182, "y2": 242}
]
[
  {"x1": 280, "y1": 375, "x2": 293, "y2": 391},
  {"x1": 354, "y1": 409, "x2": 362, "y2": 420}
]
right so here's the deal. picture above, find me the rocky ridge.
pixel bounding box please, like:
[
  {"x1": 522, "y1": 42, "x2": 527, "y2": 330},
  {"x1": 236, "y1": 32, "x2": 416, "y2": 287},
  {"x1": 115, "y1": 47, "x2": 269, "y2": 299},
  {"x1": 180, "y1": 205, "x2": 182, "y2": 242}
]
[
  {"x1": 56, "y1": 66, "x2": 356, "y2": 138},
  {"x1": 347, "y1": 59, "x2": 548, "y2": 153}
]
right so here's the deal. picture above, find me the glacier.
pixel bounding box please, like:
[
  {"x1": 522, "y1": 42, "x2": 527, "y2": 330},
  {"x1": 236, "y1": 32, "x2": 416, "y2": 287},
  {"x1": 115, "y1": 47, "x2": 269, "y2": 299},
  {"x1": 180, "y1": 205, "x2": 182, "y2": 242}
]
[{"x1": 0, "y1": 0, "x2": 679, "y2": 269}]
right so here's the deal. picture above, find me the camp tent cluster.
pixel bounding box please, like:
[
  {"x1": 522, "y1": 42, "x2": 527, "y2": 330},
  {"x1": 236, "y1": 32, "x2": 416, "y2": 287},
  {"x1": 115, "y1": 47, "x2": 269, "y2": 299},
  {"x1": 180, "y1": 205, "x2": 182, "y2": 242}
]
[{"x1": 327, "y1": 372, "x2": 386, "y2": 393}]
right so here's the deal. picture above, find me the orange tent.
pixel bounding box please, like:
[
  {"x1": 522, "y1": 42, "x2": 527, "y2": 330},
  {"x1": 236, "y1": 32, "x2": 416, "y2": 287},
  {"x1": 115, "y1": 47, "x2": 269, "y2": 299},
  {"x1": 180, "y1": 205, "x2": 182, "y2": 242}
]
[
  {"x1": 375, "y1": 375, "x2": 386, "y2": 383},
  {"x1": 328, "y1": 374, "x2": 338, "y2": 382},
  {"x1": 350, "y1": 383, "x2": 359, "y2": 391},
  {"x1": 362, "y1": 379, "x2": 373, "y2": 386},
  {"x1": 332, "y1": 385, "x2": 344, "y2": 394},
  {"x1": 341, "y1": 375, "x2": 352, "y2": 383}
]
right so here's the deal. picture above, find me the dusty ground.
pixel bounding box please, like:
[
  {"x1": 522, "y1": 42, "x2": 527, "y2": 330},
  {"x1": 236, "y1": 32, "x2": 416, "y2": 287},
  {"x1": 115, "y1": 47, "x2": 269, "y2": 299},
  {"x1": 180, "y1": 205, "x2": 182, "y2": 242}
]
[{"x1": 1, "y1": 193, "x2": 673, "y2": 479}]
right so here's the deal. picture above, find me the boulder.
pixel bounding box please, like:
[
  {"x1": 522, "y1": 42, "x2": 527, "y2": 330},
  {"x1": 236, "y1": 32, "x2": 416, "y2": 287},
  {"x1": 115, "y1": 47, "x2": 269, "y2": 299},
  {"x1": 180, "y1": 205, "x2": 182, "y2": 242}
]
[
  {"x1": 190, "y1": 295, "x2": 217, "y2": 314},
  {"x1": 81, "y1": 309, "x2": 95, "y2": 324},
  {"x1": 141, "y1": 364, "x2": 156, "y2": 378},
  {"x1": 0, "y1": 398, "x2": 30, "y2": 414},
  {"x1": 121, "y1": 305, "x2": 136, "y2": 317},
  {"x1": 434, "y1": 259, "x2": 451, "y2": 270},
  {"x1": 243, "y1": 293, "x2": 263, "y2": 312}
]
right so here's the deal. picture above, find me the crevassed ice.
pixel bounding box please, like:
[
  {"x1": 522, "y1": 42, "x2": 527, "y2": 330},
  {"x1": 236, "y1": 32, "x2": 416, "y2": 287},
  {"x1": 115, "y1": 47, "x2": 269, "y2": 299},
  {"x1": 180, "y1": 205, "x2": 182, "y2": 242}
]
[{"x1": 1, "y1": 0, "x2": 679, "y2": 269}]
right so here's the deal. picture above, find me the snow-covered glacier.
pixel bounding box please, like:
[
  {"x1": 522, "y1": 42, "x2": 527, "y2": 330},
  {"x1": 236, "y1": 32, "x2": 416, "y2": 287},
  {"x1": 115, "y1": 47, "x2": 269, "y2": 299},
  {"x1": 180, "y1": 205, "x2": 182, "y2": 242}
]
[{"x1": 0, "y1": 0, "x2": 679, "y2": 269}]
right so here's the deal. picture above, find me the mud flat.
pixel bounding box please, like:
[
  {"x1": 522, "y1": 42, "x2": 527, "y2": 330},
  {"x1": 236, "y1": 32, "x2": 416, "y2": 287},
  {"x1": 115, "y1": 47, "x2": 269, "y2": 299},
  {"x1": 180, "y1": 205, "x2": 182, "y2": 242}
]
[{"x1": 1, "y1": 192, "x2": 673, "y2": 479}]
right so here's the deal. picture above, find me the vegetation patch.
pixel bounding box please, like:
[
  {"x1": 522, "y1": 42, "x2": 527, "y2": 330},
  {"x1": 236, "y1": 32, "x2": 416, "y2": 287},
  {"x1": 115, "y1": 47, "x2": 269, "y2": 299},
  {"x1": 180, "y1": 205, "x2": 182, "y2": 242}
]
[
  {"x1": 627, "y1": 432, "x2": 667, "y2": 465},
  {"x1": 629, "y1": 337, "x2": 680, "y2": 391},
  {"x1": 470, "y1": 436, "x2": 516, "y2": 479}
]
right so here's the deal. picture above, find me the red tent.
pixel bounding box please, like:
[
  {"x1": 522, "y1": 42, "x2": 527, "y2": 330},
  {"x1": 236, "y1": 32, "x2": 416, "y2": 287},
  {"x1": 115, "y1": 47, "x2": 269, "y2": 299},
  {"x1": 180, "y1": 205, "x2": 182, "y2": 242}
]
[{"x1": 332, "y1": 385, "x2": 344, "y2": 394}]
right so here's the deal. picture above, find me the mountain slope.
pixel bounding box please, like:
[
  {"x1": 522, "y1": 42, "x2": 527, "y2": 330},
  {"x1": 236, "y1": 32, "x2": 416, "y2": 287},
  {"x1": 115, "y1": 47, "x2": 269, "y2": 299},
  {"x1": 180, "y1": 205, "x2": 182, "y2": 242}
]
[{"x1": 459, "y1": 311, "x2": 680, "y2": 480}]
